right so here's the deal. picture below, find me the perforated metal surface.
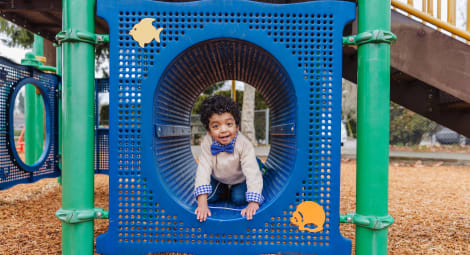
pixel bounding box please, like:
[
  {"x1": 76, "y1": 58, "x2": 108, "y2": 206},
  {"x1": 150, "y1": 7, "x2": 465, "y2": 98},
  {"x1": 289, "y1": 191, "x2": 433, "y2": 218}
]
[
  {"x1": 155, "y1": 39, "x2": 296, "y2": 211},
  {"x1": 0, "y1": 57, "x2": 59, "y2": 190},
  {"x1": 97, "y1": 0, "x2": 355, "y2": 254},
  {"x1": 95, "y1": 78, "x2": 110, "y2": 174}
]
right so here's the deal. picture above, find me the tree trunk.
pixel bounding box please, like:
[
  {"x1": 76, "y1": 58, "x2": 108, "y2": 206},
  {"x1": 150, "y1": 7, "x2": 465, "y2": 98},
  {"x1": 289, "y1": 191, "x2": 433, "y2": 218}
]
[{"x1": 241, "y1": 83, "x2": 257, "y2": 146}]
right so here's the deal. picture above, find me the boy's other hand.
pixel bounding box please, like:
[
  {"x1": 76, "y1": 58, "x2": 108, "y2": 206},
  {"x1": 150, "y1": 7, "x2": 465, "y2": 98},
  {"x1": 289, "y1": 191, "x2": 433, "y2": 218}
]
[{"x1": 241, "y1": 202, "x2": 259, "y2": 220}]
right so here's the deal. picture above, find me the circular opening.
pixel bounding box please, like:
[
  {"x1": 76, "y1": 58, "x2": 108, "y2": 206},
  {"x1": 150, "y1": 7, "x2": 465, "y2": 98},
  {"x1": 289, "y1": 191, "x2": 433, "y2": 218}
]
[
  {"x1": 190, "y1": 81, "x2": 269, "y2": 147},
  {"x1": 9, "y1": 78, "x2": 52, "y2": 172},
  {"x1": 153, "y1": 39, "x2": 296, "y2": 219}
]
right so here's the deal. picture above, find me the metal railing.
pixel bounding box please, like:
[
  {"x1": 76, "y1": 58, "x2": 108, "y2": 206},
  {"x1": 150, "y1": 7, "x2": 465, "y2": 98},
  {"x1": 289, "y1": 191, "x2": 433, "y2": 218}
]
[{"x1": 392, "y1": 0, "x2": 470, "y2": 41}]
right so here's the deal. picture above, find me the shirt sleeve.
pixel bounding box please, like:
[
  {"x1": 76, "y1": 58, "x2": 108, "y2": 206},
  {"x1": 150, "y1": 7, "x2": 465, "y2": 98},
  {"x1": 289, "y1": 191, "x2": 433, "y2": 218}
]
[
  {"x1": 194, "y1": 134, "x2": 213, "y2": 198},
  {"x1": 238, "y1": 134, "x2": 264, "y2": 204},
  {"x1": 246, "y1": 192, "x2": 265, "y2": 204},
  {"x1": 194, "y1": 184, "x2": 212, "y2": 198}
]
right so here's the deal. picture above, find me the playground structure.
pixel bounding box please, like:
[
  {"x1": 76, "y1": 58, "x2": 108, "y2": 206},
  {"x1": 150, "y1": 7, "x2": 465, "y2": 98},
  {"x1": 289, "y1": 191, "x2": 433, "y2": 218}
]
[
  {"x1": 0, "y1": 0, "x2": 469, "y2": 254},
  {"x1": 97, "y1": 1, "x2": 356, "y2": 254}
]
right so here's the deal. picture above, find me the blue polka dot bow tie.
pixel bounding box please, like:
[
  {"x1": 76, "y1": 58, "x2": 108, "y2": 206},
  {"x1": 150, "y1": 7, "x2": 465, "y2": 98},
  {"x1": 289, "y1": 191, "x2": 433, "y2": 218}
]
[{"x1": 210, "y1": 142, "x2": 234, "y2": 155}]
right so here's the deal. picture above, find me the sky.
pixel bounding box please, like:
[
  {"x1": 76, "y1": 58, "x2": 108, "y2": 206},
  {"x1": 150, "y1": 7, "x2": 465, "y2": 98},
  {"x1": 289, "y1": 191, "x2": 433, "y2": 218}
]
[
  {"x1": 0, "y1": 34, "x2": 29, "y2": 64},
  {"x1": 0, "y1": 35, "x2": 31, "y2": 116},
  {"x1": 222, "y1": 80, "x2": 246, "y2": 91},
  {"x1": 0, "y1": 43, "x2": 28, "y2": 64}
]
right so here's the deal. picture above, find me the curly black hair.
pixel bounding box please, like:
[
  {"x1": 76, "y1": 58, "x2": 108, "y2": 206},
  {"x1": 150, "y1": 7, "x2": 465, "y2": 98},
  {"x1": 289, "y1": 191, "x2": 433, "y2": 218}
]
[{"x1": 200, "y1": 95, "x2": 241, "y2": 130}]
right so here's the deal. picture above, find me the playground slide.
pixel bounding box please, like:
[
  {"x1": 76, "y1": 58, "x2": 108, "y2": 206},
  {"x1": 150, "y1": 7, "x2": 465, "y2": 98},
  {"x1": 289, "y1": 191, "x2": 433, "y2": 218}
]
[{"x1": 343, "y1": 9, "x2": 470, "y2": 138}]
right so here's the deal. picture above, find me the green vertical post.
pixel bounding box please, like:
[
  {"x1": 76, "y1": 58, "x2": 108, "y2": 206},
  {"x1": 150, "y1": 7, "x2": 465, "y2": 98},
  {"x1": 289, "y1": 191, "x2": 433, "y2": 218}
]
[
  {"x1": 24, "y1": 80, "x2": 36, "y2": 164},
  {"x1": 60, "y1": 0, "x2": 95, "y2": 254},
  {"x1": 33, "y1": 34, "x2": 44, "y2": 56},
  {"x1": 25, "y1": 35, "x2": 45, "y2": 165},
  {"x1": 355, "y1": 0, "x2": 391, "y2": 254},
  {"x1": 33, "y1": 35, "x2": 44, "y2": 161},
  {"x1": 56, "y1": 44, "x2": 62, "y2": 76},
  {"x1": 56, "y1": 43, "x2": 63, "y2": 182}
]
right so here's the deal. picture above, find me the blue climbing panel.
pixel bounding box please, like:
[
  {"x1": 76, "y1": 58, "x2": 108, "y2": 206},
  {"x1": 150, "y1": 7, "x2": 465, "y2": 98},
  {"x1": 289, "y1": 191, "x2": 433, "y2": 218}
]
[
  {"x1": 0, "y1": 57, "x2": 60, "y2": 190},
  {"x1": 95, "y1": 78, "x2": 110, "y2": 175},
  {"x1": 97, "y1": 0, "x2": 355, "y2": 254}
]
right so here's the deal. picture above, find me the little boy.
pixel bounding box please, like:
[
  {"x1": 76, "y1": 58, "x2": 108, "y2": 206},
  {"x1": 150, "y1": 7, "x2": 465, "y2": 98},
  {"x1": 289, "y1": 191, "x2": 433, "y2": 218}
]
[{"x1": 194, "y1": 95, "x2": 264, "y2": 222}]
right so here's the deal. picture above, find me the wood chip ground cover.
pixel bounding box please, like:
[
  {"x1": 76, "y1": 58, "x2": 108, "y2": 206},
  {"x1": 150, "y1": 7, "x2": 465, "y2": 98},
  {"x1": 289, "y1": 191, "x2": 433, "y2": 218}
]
[{"x1": 0, "y1": 161, "x2": 468, "y2": 254}]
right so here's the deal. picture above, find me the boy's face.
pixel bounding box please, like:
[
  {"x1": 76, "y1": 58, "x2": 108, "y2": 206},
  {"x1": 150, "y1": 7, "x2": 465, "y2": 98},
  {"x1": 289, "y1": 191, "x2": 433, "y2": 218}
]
[{"x1": 208, "y1": 112, "x2": 238, "y2": 145}]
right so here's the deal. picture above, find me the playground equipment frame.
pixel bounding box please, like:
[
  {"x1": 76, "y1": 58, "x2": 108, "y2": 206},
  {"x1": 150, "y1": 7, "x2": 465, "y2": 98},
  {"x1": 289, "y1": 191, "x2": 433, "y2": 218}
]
[{"x1": 10, "y1": 0, "x2": 393, "y2": 254}]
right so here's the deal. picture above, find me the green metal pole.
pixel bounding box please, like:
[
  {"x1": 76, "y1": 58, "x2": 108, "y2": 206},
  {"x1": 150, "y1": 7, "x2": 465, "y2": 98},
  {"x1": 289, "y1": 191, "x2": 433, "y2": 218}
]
[
  {"x1": 355, "y1": 0, "x2": 391, "y2": 254},
  {"x1": 60, "y1": 0, "x2": 95, "y2": 254},
  {"x1": 24, "y1": 81, "x2": 36, "y2": 164},
  {"x1": 33, "y1": 35, "x2": 44, "y2": 56},
  {"x1": 56, "y1": 43, "x2": 63, "y2": 183},
  {"x1": 24, "y1": 35, "x2": 45, "y2": 165},
  {"x1": 33, "y1": 35, "x2": 44, "y2": 161}
]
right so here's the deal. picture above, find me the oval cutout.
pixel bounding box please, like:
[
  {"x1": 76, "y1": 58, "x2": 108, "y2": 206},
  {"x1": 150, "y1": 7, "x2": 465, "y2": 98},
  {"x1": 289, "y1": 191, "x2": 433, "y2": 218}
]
[{"x1": 9, "y1": 78, "x2": 52, "y2": 172}]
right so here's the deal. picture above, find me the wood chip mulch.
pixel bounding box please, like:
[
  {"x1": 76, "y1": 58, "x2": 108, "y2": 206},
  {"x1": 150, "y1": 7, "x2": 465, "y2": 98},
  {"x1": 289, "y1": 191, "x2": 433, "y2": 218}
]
[{"x1": 1, "y1": 161, "x2": 469, "y2": 254}]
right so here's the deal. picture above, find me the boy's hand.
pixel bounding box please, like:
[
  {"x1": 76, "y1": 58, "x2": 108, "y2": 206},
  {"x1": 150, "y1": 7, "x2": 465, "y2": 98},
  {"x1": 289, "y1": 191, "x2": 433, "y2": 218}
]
[
  {"x1": 195, "y1": 194, "x2": 211, "y2": 222},
  {"x1": 241, "y1": 202, "x2": 259, "y2": 220},
  {"x1": 195, "y1": 205, "x2": 211, "y2": 222}
]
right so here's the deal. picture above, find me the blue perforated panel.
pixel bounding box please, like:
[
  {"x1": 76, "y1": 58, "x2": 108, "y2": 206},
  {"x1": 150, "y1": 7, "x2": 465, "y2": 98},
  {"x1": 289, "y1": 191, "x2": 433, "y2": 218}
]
[
  {"x1": 155, "y1": 39, "x2": 296, "y2": 213},
  {"x1": 95, "y1": 78, "x2": 110, "y2": 174},
  {"x1": 0, "y1": 57, "x2": 60, "y2": 190},
  {"x1": 97, "y1": 0, "x2": 355, "y2": 254}
]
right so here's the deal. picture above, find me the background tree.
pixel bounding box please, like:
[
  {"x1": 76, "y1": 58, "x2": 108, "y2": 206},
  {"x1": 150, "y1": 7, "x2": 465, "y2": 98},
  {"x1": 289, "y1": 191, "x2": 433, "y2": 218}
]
[
  {"x1": 342, "y1": 79, "x2": 437, "y2": 145},
  {"x1": 241, "y1": 83, "x2": 257, "y2": 145},
  {"x1": 191, "y1": 81, "x2": 225, "y2": 114},
  {"x1": 1, "y1": 17, "x2": 109, "y2": 76},
  {"x1": 192, "y1": 81, "x2": 268, "y2": 115},
  {"x1": 99, "y1": 104, "x2": 109, "y2": 127},
  {"x1": 191, "y1": 81, "x2": 268, "y2": 145},
  {"x1": 17, "y1": 91, "x2": 25, "y2": 114},
  {"x1": 95, "y1": 45, "x2": 110, "y2": 77},
  {"x1": 0, "y1": 18, "x2": 33, "y2": 48},
  {"x1": 389, "y1": 102, "x2": 437, "y2": 145},
  {"x1": 342, "y1": 79, "x2": 357, "y2": 137}
]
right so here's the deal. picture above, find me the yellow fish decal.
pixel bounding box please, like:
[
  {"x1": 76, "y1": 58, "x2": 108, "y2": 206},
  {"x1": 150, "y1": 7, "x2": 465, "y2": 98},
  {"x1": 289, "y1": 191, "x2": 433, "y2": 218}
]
[
  {"x1": 129, "y1": 18, "x2": 164, "y2": 48},
  {"x1": 290, "y1": 201, "x2": 326, "y2": 233}
]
